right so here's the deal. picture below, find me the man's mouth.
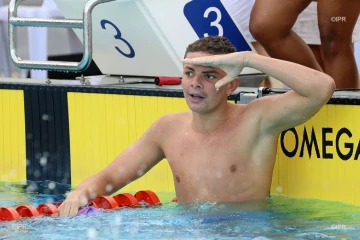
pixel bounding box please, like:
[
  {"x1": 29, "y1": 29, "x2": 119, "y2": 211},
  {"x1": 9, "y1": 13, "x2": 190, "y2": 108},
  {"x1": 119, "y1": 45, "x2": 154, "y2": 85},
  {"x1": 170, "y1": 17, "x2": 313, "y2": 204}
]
[{"x1": 189, "y1": 93, "x2": 205, "y2": 99}]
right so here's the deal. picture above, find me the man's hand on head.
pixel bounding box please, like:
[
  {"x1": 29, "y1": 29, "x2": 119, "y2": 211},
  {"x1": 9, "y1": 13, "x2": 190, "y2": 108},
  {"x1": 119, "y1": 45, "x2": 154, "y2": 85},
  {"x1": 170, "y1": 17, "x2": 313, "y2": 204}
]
[{"x1": 182, "y1": 51, "x2": 251, "y2": 89}]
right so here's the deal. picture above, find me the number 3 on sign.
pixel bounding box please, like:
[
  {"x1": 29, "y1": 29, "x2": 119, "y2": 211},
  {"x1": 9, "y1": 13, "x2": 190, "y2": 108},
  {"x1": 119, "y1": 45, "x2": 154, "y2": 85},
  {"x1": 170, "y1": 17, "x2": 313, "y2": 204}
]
[
  {"x1": 183, "y1": 0, "x2": 252, "y2": 52},
  {"x1": 203, "y1": 7, "x2": 223, "y2": 37},
  {"x1": 100, "y1": 19, "x2": 136, "y2": 58}
]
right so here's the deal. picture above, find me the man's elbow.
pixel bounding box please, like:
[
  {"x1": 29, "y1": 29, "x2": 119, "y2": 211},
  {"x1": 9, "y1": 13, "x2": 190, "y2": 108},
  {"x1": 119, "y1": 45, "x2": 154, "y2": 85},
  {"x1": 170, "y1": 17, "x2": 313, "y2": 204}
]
[
  {"x1": 319, "y1": 75, "x2": 336, "y2": 103},
  {"x1": 324, "y1": 75, "x2": 336, "y2": 97}
]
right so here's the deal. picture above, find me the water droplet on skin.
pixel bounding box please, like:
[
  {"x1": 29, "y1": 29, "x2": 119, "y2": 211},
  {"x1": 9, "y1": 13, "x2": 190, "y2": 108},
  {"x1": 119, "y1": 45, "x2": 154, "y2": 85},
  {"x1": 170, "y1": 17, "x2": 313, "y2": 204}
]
[
  {"x1": 105, "y1": 184, "x2": 113, "y2": 193},
  {"x1": 80, "y1": 196, "x2": 88, "y2": 206},
  {"x1": 118, "y1": 167, "x2": 126, "y2": 174},
  {"x1": 137, "y1": 169, "x2": 144, "y2": 177},
  {"x1": 90, "y1": 192, "x2": 97, "y2": 199}
]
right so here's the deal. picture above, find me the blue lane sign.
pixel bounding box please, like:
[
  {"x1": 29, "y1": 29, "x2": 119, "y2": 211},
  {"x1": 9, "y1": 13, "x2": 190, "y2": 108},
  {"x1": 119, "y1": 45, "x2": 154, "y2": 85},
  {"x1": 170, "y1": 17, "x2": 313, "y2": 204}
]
[{"x1": 183, "y1": 0, "x2": 252, "y2": 52}]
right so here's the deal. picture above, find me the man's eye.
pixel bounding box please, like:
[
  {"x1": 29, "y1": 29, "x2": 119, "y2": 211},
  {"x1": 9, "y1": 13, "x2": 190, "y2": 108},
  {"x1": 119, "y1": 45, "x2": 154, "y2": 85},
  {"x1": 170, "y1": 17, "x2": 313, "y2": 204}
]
[
  {"x1": 205, "y1": 74, "x2": 216, "y2": 80},
  {"x1": 185, "y1": 71, "x2": 194, "y2": 77}
]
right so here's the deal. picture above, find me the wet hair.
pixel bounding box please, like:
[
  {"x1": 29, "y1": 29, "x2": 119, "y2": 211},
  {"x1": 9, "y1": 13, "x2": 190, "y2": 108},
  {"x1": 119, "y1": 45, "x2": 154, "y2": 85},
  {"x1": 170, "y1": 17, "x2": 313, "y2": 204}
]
[{"x1": 184, "y1": 36, "x2": 237, "y2": 57}]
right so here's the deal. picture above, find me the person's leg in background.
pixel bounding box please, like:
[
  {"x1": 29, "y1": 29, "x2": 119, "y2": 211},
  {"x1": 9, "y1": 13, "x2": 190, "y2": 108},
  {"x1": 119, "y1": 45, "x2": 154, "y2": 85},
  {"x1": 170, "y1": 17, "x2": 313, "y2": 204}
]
[
  {"x1": 253, "y1": 42, "x2": 271, "y2": 87},
  {"x1": 256, "y1": 43, "x2": 334, "y2": 88},
  {"x1": 251, "y1": 42, "x2": 283, "y2": 88},
  {"x1": 222, "y1": 0, "x2": 279, "y2": 87},
  {"x1": 310, "y1": 43, "x2": 357, "y2": 81},
  {"x1": 317, "y1": 0, "x2": 360, "y2": 89},
  {"x1": 249, "y1": 0, "x2": 322, "y2": 71},
  {"x1": 309, "y1": 44, "x2": 324, "y2": 70}
]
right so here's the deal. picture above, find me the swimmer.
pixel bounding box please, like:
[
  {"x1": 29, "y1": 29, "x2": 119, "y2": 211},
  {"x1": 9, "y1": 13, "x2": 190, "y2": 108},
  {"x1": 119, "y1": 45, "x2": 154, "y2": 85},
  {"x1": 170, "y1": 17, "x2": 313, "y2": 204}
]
[{"x1": 58, "y1": 36, "x2": 335, "y2": 217}]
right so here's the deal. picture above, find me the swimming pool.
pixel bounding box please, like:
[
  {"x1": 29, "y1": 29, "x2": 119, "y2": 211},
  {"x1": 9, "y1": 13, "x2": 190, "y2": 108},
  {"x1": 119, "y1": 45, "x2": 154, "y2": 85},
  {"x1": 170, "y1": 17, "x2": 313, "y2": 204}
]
[{"x1": 0, "y1": 182, "x2": 359, "y2": 239}]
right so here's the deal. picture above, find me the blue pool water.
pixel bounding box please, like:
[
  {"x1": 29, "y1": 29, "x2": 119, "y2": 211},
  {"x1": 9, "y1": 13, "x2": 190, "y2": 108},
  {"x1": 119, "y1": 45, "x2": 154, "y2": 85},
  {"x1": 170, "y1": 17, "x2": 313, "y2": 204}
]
[{"x1": 0, "y1": 182, "x2": 360, "y2": 239}]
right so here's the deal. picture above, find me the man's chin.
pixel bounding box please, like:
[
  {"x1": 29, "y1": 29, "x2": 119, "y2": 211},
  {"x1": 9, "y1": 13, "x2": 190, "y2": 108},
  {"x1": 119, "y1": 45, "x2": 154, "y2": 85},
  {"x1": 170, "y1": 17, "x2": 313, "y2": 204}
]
[{"x1": 188, "y1": 105, "x2": 210, "y2": 114}]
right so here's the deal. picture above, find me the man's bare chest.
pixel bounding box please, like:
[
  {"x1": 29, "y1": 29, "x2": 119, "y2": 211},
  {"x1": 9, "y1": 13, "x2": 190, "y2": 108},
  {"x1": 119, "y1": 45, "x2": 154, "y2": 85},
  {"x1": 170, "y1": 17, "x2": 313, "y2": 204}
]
[{"x1": 163, "y1": 128, "x2": 254, "y2": 175}]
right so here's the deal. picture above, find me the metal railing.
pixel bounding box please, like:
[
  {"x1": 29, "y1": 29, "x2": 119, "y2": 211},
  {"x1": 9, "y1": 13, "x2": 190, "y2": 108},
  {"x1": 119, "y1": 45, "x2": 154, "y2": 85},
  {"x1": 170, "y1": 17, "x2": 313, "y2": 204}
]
[{"x1": 8, "y1": 0, "x2": 115, "y2": 72}]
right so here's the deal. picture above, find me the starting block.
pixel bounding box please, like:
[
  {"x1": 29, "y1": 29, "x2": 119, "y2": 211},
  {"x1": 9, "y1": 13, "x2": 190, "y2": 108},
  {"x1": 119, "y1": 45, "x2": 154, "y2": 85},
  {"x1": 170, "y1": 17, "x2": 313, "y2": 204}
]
[{"x1": 52, "y1": 0, "x2": 258, "y2": 78}]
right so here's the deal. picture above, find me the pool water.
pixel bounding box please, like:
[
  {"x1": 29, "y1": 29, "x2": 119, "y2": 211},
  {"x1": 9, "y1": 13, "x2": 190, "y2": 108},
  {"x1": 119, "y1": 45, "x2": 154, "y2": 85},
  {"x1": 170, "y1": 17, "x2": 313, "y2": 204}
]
[{"x1": 0, "y1": 182, "x2": 360, "y2": 239}]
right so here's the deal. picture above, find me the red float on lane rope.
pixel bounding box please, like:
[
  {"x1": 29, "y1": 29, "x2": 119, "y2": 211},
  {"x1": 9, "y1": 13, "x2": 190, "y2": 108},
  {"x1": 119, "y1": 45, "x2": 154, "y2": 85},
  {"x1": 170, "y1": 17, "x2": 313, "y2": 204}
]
[
  {"x1": 0, "y1": 190, "x2": 170, "y2": 220},
  {"x1": 0, "y1": 207, "x2": 20, "y2": 221},
  {"x1": 113, "y1": 193, "x2": 140, "y2": 207},
  {"x1": 134, "y1": 190, "x2": 161, "y2": 206},
  {"x1": 92, "y1": 196, "x2": 118, "y2": 209},
  {"x1": 16, "y1": 205, "x2": 40, "y2": 218},
  {"x1": 37, "y1": 204, "x2": 58, "y2": 216}
]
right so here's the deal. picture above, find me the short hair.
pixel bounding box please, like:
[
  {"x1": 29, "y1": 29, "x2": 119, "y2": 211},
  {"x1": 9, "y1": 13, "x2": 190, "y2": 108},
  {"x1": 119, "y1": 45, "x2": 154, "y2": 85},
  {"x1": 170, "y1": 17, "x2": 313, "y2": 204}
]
[{"x1": 184, "y1": 36, "x2": 237, "y2": 57}]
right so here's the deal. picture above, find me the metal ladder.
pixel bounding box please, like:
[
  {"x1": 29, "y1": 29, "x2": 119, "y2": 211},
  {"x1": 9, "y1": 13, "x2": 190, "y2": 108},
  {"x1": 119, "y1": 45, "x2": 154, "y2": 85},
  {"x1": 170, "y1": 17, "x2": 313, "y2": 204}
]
[{"x1": 8, "y1": 0, "x2": 115, "y2": 72}]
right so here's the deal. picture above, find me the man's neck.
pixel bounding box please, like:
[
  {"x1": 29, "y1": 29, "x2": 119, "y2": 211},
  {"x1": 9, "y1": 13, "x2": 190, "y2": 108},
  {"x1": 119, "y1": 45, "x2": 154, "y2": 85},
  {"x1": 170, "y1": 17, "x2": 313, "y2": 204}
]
[{"x1": 191, "y1": 103, "x2": 232, "y2": 133}]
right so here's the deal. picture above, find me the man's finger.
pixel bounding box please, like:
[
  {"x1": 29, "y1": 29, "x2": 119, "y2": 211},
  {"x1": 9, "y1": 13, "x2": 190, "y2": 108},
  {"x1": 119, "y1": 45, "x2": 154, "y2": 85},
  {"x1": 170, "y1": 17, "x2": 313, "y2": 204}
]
[
  {"x1": 215, "y1": 75, "x2": 236, "y2": 89},
  {"x1": 181, "y1": 57, "x2": 217, "y2": 66},
  {"x1": 59, "y1": 204, "x2": 68, "y2": 217},
  {"x1": 221, "y1": 66, "x2": 243, "y2": 80},
  {"x1": 181, "y1": 58, "x2": 194, "y2": 64},
  {"x1": 69, "y1": 205, "x2": 79, "y2": 216}
]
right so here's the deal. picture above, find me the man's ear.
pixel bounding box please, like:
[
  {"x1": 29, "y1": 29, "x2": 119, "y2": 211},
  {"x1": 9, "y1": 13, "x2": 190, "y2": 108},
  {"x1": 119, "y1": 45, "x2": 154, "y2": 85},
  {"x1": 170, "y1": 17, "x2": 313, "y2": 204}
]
[{"x1": 227, "y1": 77, "x2": 239, "y2": 95}]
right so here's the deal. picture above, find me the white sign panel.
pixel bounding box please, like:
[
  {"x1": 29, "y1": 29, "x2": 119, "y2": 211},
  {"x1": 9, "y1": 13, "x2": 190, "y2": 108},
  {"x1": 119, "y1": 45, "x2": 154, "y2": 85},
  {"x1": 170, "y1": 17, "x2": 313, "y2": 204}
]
[{"x1": 54, "y1": 0, "x2": 256, "y2": 77}]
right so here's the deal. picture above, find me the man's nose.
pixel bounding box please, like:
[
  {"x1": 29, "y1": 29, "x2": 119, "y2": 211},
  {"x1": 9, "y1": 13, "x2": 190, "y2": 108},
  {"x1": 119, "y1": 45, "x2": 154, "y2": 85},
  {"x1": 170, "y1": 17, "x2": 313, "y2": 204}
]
[{"x1": 191, "y1": 75, "x2": 203, "y2": 88}]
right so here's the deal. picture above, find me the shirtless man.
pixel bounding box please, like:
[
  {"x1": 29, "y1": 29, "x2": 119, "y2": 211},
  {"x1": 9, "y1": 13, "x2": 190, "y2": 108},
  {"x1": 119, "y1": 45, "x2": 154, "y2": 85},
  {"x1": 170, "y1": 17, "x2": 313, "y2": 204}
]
[
  {"x1": 58, "y1": 36, "x2": 335, "y2": 216},
  {"x1": 249, "y1": 0, "x2": 360, "y2": 89}
]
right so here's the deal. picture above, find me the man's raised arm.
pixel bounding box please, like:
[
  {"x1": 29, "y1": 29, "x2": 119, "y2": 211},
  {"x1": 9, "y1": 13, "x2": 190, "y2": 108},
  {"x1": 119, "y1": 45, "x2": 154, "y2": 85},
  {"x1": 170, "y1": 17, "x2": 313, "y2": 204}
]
[
  {"x1": 244, "y1": 52, "x2": 335, "y2": 133},
  {"x1": 182, "y1": 51, "x2": 336, "y2": 133}
]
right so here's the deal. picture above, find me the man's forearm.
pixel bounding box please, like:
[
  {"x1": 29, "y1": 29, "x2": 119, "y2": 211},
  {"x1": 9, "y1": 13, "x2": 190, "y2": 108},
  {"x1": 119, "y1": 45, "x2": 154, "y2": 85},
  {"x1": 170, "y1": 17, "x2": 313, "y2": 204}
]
[
  {"x1": 72, "y1": 173, "x2": 111, "y2": 202},
  {"x1": 244, "y1": 52, "x2": 335, "y2": 98}
]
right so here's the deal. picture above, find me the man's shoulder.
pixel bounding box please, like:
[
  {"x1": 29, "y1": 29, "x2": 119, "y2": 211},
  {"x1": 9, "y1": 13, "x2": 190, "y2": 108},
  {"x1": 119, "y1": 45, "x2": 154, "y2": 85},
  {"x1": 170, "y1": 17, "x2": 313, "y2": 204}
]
[{"x1": 153, "y1": 111, "x2": 190, "y2": 129}]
